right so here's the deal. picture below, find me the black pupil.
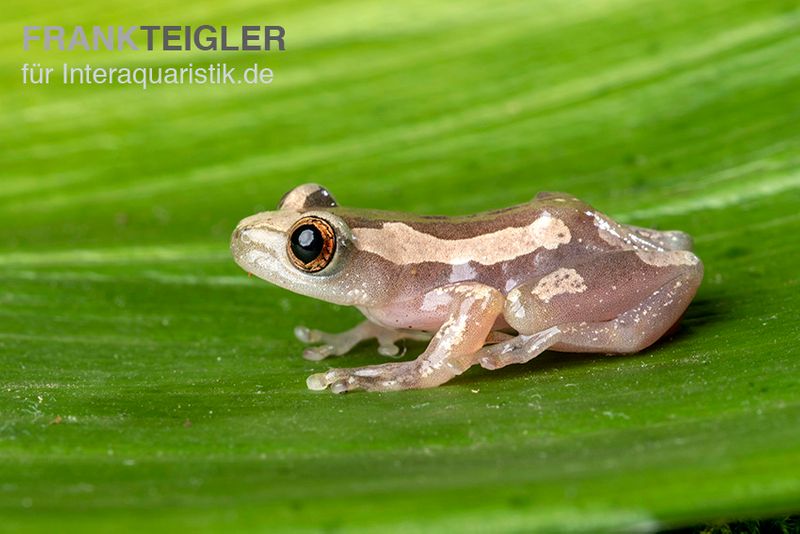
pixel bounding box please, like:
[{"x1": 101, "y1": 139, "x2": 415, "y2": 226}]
[{"x1": 290, "y1": 225, "x2": 323, "y2": 264}]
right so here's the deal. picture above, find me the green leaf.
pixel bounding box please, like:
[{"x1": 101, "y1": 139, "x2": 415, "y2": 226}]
[{"x1": 2, "y1": 0, "x2": 799, "y2": 531}]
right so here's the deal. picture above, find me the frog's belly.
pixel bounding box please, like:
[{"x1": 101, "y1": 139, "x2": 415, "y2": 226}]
[{"x1": 358, "y1": 304, "x2": 510, "y2": 333}]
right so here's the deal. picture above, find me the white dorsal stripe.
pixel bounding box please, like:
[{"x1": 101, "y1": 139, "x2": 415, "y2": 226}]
[{"x1": 351, "y1": 215, "x2": 571, "y2": 266}]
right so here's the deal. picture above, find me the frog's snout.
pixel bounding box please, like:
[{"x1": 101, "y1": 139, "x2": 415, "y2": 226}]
[
  {"x1": 231, "y1": 221, "x2": 258, "y2": 241},
  {"x1": 230, "y1": 218, "x2": 259, "y2": 264},
  {"x1": 230, "y1": 221, "x2": 251, "y2": 250},
  {"x1": 231, "y1": 214, "x2": 270, "y2": 249},
  {"x1": 230, "y1": 214, "x2": 288, "y2": 271}
]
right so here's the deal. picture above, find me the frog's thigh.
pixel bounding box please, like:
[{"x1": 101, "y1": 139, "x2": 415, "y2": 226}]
[
  {"x1": 480, "y1": 253, "x2": 703, "y2": 369},
  {"x1": 306, "y1": 283, "x2": 504, "y2": 392},
  {"x1": 552, "y1": 259, "x2": 702, "y2": 353},
  {"x1": 504, "y1": 250, "x2": 702, "y2": 334}
]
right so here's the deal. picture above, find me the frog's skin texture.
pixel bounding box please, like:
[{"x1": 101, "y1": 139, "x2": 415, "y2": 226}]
[{"x1": 231, "y1": 184, "x2": 703, "y2": 393}]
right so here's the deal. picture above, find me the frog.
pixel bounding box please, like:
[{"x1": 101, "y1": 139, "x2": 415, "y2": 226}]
[{"x1": 230, "y1": 184, "x2": 703, "y2": 393}]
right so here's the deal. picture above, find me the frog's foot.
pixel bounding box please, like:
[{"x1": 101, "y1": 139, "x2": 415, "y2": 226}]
[
  {"x1": 306, "y1": 282, "x2": 504, "y2": 393},
  {"x1": 307, "y1": 361, "x2": 423, "y2": 393},
  {"x1": 295, "y1": 321, "x2": 431, "y2": 361},
  {"x1": 478, "y1": 326, "x2": 562, "y2": 370},
  {"x1": 624, "y1": 224, "x2": 693, "y2": 251}
]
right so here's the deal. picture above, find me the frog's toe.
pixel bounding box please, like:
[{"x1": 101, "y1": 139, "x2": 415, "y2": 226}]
[
  {"x1": 330, "y1": 380, "x2": 350, "y2": 394},
  {"x1": 306, "y1": 372, "x2": 330, "y2": 391},
  {"x1": 377, "y1": 341, "x2": 401, "y2": 357},
  {"x1": 376, "y1": 331, "x2": 430, "y2": 358},
  {"x1": 294, "y1": 325, "x2": 321, "y2": 343},
  {"x1": 295, "y1": 324, "x2": 366, "y2": 357},
  {"x1": 302, "y1": 345, "x2": 336, "y2": 361},
  {"x1": 478, "y1": 347, "x2": 517, "y2": 370},
  {"x1": 306, "y1": 369, "x2": 355, "y2": 392},
  {"x1": 664, "y1": 230, "x2": 693, "y2": 251},
  {"x1": 478, "y1": 355, "x2": 502, "y2": 370}
]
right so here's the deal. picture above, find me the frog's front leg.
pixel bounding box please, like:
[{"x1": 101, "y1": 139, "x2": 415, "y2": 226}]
[
  {"x1": 295, "y1": 321, "x2": 431, "y2": 361},
  {"x1": 306, "y1": 283, "x2": 504, "y2": 393}
]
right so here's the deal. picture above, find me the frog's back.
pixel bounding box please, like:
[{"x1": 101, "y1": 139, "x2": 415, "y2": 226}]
[
  {"x1": 338, "y1": 192, "x2": 607, "y2": 297},
  {"x1": 339, "y1": 191, "x2": 590, "y2": 243}
]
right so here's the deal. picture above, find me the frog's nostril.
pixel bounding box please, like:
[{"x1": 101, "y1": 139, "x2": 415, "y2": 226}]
[
  {"x1": 233, "y1": 224, "x2": 252, "y2": 240},
  {"x1": 233, "y1": 225, "x2": 257, "y2": 245}
]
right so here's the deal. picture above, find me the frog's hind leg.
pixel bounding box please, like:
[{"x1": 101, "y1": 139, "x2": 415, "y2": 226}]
[
  {"x1": 295, "y1": 321, "x2": 431, "y2": 361},
  {"x1": 478, "y1": 327, "x2": 562, "y2": 370},
  {"x1": 480, "y1": 268, "x2": 701, "y2": 369},
  {"x1": 623, "y1": 224, "x2": 693, "y2": 251},
  {"x1": 480, "y1": 250, "x2": 703, "y2": 370}
]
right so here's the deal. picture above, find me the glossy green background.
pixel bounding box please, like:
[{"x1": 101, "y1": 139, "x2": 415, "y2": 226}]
[{"x1": 1, "y1": 0, "x2": 799, "y2": 531}]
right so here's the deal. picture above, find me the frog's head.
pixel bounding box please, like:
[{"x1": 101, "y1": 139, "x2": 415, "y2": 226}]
[{"x1": 231, "y1": 184, "x2": 376, "y2": 305}]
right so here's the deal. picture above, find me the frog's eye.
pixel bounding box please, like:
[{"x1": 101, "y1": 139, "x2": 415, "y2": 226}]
[{"x1": 287, "y1": 217, "x2": 336, "y2": 272}]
